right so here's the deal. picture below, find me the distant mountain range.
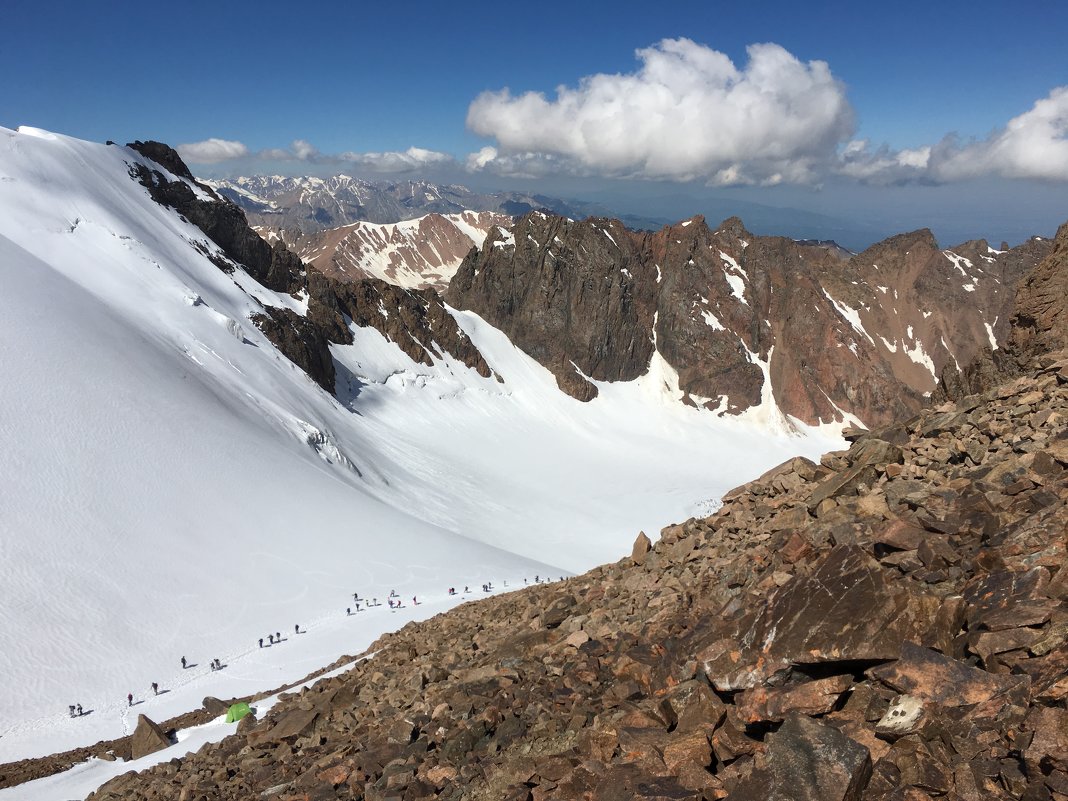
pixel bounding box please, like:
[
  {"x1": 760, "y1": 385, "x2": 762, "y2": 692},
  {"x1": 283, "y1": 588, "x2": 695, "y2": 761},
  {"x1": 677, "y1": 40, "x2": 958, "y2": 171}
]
[{"x1": 204, "y1": 175, "x2": 670, "y2": 235}]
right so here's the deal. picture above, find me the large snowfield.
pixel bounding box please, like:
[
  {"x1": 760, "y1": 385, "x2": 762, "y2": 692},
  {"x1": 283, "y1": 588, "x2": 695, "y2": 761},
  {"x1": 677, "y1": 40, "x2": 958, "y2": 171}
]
[{"x1": 0, "y1": 127, "x2": 845, "y2": 798}]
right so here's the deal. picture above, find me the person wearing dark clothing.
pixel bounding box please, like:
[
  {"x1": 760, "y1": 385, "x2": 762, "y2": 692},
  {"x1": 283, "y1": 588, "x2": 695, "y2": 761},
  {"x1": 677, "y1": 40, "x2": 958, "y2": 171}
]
[
  {"x1": 259, "y1": 638, "x2": 264, "y2": 648},
  {"x1": 181, "y1": 656, "x2": 187, "y2": 669},
  {"x1": 76, "y1": 704, "x2": 83, "y2": 716},
  {"x1": 127, "y1": 693, "x2": 133, "y2": 706},
  {"x1": 152, "y1": 682, "x2": 158, "y2": 695},
  {"x1": 69, "y1": 705, "x2": 76, "y2": 718}
]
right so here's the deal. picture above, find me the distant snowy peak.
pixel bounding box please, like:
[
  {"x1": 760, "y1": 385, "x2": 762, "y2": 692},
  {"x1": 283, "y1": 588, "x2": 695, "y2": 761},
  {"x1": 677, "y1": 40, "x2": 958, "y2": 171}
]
[
  {"x1": 204, "y1": 175, "x2": 576, "y2": 233},
  {"x1": 262, "y1": 210, "x2": 512, "y2": 291}
]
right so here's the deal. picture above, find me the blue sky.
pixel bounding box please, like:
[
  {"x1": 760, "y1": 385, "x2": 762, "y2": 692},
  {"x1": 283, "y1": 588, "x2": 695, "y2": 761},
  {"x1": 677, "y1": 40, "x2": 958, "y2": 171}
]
[{"x1": 3, "y1": 0, "x2": 1068, "y2": 247}]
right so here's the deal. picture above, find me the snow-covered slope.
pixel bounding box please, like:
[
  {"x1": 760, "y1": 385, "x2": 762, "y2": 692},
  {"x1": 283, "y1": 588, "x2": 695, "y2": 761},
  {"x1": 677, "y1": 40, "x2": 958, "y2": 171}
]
[{"x1": 0, "y1": 127, "x2": 843, "y2": 771}]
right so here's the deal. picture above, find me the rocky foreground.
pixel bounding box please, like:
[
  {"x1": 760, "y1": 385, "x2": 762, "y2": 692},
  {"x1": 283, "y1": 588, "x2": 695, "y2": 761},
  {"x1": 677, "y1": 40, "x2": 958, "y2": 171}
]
[{"x1": 86, "y1": 349, "x2": 1068, "y2": 800}]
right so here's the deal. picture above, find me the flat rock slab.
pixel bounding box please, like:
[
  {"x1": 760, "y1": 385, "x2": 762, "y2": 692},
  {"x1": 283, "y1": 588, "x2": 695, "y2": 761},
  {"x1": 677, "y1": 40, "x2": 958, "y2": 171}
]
[
  {"x1": 704, "y1": 546, "x2": 960, "y2": 690},
  {"x1": 735, "y1": 674, "x2": 853, "y2": 723},
  {"x1": 869, "y1": 641, "x2": 1030, "y2": 706},
  {"x1": 247, "y1": 707, "x2": 319, "y2": 746},
  {"x1": 728, "y1": 713, "x2": 871, "y2": 801}
]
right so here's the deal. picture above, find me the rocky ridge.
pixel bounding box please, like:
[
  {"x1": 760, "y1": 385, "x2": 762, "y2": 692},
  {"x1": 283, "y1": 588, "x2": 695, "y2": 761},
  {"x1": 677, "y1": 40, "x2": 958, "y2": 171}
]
[
  {"x1": 270, "y1": 211, "x2": 512, "y2": 291},
  {"x1": 448, "y1": 213, "x2": 1050, "y2": 425},
  {"x1": 86, "y1": 347, "x2": 1068, "y2": 800},
  {"x1": 940, "y1": 223, "x2": 1068, "y2": 401},
  {"x1": 126, "y1": 142, "x2": 494, "y2": 392},
  {"x1": 132, "y1": 142, "x2": 1053, "y2": 429}
]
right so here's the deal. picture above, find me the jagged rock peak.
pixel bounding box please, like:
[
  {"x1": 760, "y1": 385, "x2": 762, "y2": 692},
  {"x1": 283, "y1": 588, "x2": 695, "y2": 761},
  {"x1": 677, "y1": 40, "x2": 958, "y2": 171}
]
[{"x1": 711, "y1": 215, "x2": 749, "y2": 239}]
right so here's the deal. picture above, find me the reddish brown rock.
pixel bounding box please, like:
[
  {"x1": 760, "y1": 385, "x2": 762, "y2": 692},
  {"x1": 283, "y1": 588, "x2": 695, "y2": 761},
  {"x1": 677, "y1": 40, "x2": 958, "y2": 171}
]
[
  {"x1": 632, "y1": 531, "x2": 652, "y2": 566},
  {"x1": 129, "y1": 715, "x2": 171, "y2": 760},
  {"x1": 735, "y1": 674, "x2": 853, "y2": 724},
  {"x1": 704, "y1": 546, "x2": 959, "y2": 690},
  {"x1": 870, "y1": 642, "x2": 1031, "y2": 707},
  {"x1": 727, "y1": 714, "x2": 871, "y2": 801},
  {"x1": 1024, "y1": 706, "x2": 1068, "y2": 774}
]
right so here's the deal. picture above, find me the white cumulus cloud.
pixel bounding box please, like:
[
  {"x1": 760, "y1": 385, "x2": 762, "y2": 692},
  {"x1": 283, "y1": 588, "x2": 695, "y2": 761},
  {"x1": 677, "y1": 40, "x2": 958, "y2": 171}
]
[
  {"x1": 466, "y1": 38, "x2": 855, "y2": 184},
  {"x1": 290, "y1": 139, "x2": 320, "y2": 161},
  {"x1": 338, "y1": 146, "x2": 454, "y2": 172},
  {"x1": 176, "y1": 138, "x2": 249, "y2": 164},
  {"x1": 176, "y1": 139, "x2": 454, "y2": 173},
  {"x1": 930, "y1": 86, "x2": 1068, "y2": 181},
  {"x1": 835, "y1": 86, "x2": 1068, "y2": 185}
]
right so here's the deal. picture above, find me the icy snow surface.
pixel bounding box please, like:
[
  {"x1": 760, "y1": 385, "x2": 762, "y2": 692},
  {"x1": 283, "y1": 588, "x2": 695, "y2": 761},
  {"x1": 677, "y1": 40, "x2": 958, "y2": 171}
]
[{"x1": 0, "y1": 128, "x2": 844, "y2": 789}]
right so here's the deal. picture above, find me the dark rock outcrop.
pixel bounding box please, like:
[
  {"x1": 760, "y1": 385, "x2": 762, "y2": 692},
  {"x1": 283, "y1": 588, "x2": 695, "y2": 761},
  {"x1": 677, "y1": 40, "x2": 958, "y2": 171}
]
[
  {"x1": 448, "y1": 215, "x2": 655, "y2": 401},
  {"x1": 1005, "y1": 222, "x2": 1068, "y2": 366},
  {"x1": 306, "y1": 272, "x2": 494, "y2": 380},
  {"x1": 127, "y1": 141, "x2": 305, "y2": 294},
  {"x1": 252, "y1": 306, "x2": 337, "y2": 392},
  {"x1": 125, "y1": 142, "x2": 493, "y2": 395},
  {"x1": 730, "y1": 714, "x2": 872, "y2": 801}
]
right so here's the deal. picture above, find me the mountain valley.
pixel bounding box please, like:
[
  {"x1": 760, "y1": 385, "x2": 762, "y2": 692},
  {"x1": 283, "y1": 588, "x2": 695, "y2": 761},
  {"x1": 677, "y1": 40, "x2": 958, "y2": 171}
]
[{"x1": 1, "y1": 127, "x2": 1065, "y2": 801}]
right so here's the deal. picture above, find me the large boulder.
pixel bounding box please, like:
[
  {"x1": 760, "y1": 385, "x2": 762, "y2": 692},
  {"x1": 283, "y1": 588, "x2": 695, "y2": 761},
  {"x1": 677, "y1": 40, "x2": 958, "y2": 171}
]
[
  {"x1": 728, "y1": 714, "x2": 871, "y2": 801},
  {"x1": 130, "y1": 714, "x2": 171, "y2": 760}
]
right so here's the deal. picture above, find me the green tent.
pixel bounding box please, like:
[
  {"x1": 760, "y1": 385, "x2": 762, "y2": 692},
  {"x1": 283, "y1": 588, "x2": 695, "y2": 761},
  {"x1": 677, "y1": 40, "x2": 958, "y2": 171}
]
[{"x1": 225, "y1": 702, "x2": 252, "y2": 723}]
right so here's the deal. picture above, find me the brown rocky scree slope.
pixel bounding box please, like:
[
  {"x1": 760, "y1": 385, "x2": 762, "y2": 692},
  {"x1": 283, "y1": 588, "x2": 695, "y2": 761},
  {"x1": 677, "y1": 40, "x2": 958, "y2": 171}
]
[
  {"x1": 87, "y1": 346, "x2": 1068, "y2": 800},
  {"x1": 125, "y1": 142, "x2": 494, "y2": 393},
  {"x1": 448, "y1": 213, "x2": 1048, "y2": 425}
]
